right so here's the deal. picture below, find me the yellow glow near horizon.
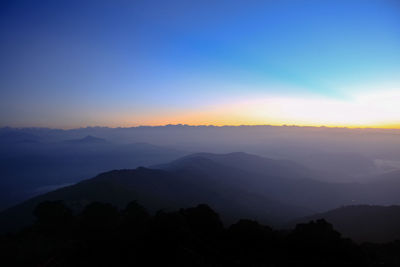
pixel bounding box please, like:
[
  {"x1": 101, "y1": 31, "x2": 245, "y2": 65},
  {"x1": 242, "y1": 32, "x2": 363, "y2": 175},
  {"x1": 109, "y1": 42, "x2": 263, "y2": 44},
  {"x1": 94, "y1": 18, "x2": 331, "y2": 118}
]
[
  {"x1": 68, "y1": 88, "x2": 400, "y2": 130},
  {"x1": 241, "y1": 90, "x2": 400, "y2": 128},
  {"x1": 117, "y1": 89, "x2": 400, "y2": 129}
]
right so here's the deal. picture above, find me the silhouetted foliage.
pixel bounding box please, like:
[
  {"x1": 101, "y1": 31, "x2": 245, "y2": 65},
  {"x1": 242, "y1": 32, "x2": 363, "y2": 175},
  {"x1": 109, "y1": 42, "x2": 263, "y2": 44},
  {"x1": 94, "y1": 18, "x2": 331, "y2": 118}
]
[
  {"x1": 33, "y1": 200, "x2": 73, "y2": 236},
  {"x1": 181, "y1": 204, "x2": 224, "y2": 236},
  {"x1": 1, "y1": 200, "x2": 400, "y2": 266},
  {"x1": 123, "y1": 200, "x2": 149, "y2": 223},
  {"x1": 286, "y1": 219, "x2": 363, "y2": 264}
]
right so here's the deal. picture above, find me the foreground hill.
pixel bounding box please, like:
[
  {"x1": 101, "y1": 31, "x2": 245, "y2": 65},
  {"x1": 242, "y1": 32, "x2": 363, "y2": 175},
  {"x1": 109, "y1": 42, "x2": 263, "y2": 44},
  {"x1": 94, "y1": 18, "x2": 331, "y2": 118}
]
[
  {"x1": 294, "y1": 205, "x2": 400, "y2": 243},
  {"x1": 2, "y1": 201, "x2": 383, "y2": 267}
]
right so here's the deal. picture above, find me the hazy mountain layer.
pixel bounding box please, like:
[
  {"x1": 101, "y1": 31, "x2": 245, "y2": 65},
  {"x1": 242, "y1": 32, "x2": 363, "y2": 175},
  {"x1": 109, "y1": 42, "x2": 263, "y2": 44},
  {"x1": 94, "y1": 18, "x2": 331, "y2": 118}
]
[{"x1": 2, "y1": 152, "x2": 400, "y2": 235}]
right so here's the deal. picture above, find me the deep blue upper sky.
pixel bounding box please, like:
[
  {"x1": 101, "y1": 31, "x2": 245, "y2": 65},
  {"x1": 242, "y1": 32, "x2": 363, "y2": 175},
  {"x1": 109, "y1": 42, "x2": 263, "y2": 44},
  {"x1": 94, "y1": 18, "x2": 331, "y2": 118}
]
[{"x1": 1, "y1": 0, "x2": 399, "y2": 128}]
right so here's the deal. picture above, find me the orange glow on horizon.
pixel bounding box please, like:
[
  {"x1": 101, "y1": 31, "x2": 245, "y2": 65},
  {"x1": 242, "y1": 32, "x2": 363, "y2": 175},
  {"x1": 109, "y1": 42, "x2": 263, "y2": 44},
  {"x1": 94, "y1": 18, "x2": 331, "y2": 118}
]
[{"x1": 102, "y1": 89, "x2": 400, "y2": 130}]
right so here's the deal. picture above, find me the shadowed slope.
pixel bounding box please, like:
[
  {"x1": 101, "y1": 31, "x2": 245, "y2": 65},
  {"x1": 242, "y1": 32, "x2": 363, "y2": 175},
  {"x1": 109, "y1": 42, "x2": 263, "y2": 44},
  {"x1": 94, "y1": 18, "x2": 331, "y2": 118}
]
[{"x1": 293, "y1": 205, "x2": 400, "y2": 243}]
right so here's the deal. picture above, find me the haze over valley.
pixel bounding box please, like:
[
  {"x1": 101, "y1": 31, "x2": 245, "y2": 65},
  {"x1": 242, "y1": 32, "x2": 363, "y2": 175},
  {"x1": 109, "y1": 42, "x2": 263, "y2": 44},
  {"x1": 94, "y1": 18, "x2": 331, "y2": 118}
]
[
  {"x1": 2, "y1": 125, "x2": 400, "y2": 242},
  {"x1": 1, "y1": 0, "x2": 400, "y2": 265}
]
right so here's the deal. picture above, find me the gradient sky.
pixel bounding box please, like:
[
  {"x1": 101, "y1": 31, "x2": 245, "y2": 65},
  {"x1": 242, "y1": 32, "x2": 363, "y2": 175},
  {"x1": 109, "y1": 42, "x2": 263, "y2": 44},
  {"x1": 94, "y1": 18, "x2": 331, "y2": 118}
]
[{"x1": 1, "y1": 0, "x2": 400, "y2": 128}]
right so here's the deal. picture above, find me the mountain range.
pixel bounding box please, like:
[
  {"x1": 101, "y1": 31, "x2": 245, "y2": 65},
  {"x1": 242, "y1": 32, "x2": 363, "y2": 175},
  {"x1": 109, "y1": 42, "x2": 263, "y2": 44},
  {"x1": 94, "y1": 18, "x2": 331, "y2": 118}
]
[{"x1": 2, "y1": 151, "x2": 400, "y2": 243}]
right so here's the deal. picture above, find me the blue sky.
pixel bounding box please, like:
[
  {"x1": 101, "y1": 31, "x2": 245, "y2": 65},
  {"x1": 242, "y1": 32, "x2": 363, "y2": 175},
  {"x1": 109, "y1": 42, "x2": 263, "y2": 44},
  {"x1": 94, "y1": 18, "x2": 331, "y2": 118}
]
[{"x1": 1, "y1": 0, "x2": 399, "y2": 128}]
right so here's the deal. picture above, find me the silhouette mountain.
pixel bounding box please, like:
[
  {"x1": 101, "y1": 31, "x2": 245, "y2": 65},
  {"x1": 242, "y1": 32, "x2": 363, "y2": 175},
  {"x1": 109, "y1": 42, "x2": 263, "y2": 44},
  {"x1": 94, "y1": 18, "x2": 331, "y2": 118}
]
[
  {"x1": 0, "y1": 153, "x2": 318, "y2": 233},
  {"x1": 2, "y1": 152, "x2": 400, "y2": 238},
  {"x1": 293, "y1": 205, "x2": 400, "y2": 243}
]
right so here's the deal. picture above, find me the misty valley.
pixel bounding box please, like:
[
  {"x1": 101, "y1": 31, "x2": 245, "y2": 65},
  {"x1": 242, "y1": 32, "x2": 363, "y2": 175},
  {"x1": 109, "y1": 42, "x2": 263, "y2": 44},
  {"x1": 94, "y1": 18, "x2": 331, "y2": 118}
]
[{"x1": 1, "y1": 126, "x2": 400, "y2": 266}]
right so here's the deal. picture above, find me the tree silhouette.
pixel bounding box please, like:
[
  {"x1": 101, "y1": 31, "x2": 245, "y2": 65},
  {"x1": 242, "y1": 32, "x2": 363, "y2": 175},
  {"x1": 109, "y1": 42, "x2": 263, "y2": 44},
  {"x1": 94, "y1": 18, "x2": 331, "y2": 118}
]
[
  {"x1": 0, "y1": 201, "x2": 397, "y2": 266},
  {"x1": 33, "y1": 200, "x2": 73, "y2": 236}
]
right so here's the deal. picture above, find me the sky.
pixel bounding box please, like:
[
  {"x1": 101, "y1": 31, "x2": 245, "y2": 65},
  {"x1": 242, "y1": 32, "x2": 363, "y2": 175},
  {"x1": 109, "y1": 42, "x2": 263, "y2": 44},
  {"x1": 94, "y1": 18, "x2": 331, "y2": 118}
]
[{"x1": 0, "y1": 0, "x2": 399, "y2": 128}]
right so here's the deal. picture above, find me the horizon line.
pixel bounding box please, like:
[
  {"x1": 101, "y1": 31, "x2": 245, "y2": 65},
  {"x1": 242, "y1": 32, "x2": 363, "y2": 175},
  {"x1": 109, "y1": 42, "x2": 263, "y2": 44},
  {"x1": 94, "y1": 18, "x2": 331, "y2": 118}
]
[{"x1": 2, "y1": 124, "x2": 400, "y2": 131}]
